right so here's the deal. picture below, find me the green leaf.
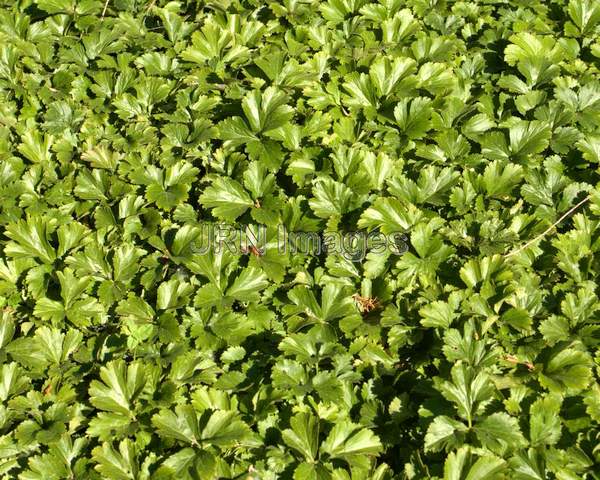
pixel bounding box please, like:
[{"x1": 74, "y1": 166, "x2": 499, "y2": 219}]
[
  {"x1": 529, "y1": 394, "x2": 562, "y2": 446},
  {"x1": 320, "y1": 421, "x2": 382, "y2": 460},
  {"x1": 358, "y1": 198, "x2": 422, "y2": 234},
  {"x1": 218, "y1": 116, "x2": 259, "y2": 146},
  {"x1": 0, "y1": 362, "x2": 29, "y2": 401},
  {"x1": 309, "y1": 177, "x2": 355, "y2": 218},
  {"x1": 424, "y1": 416, "x2": 467, "y2": 452},
  {"x1": 157, "y1": 278, "x2": 192, "y2": 310},
  {"x1": 112, "y1": 244, "x2": 145, "y2": 283},
  {"x1": 226, "y1": 267, "x2": 269, "y2": 302},
  {"x1": 444, "y1": 447, "x2": 506, "y2": 480},
  {"x1": 241, "y1": 87, "x2": 293, "y2": 133},
  {"x1": 509, "y1": 121, "x2": 551, "y2": 158},
  {"x1": 343, "y1": 73, "x2": 379, "y2": 110},
  {"x1": 199, "y1": 177, "x2": 254, "y2": 221},
  {"x1": 539, "y1": 348, "x2": 592, "y2": 394},
  {"x1": 199, "y1": 409, "x2": 253, "y2": 447},
  {"x1": 509, "y1": 449, "x2": 547, "y2": 480},
  {"x1": 576, "y1": 135, "x2": 600, "y2": 163},
  {"x1": 369, "y1": 56, "x2": 416, "y2": 98},
  {"x1": 483, "y1": 161, "x2": 523, "y2": 198},
  {"x1": 5, "y1": 217, "x2": 56, "y2": 264},
  {"x1": 419, "y1": 299, "x2": 457, "y2": 329},
  {"x1": 474, "y1": 412, "x2": 527, "y2": 455},
  {"x1": 89, "y1": 360, "x2": 146, "y2": 416},
  {"x1": 152, "y1": 406, "x2": 253, "y2": 448},
  {"x1": 583, "y1": 383, "x2": 600, "y2": 422},
  {"x1": 440, "y1": 364, "x2": 495, "y2": 424},
  {"x1": 152, "y1": 404, "x2": 199, "y2": 444},
  {"x1": 282, "y1": 412, "x2": 320, "y2": 462},
  {"x1": 91, "y1": 440, "x2": 142, "y2": 480},
  {"x1": 568, "y1": 0, "x2": 600, "y2": 35},
  {"x1": 394, "y1": 97, "x2": 433, "y2": 139},
  {"x1": 35, "y1": 326, "x2": 82, "y2": 365}
]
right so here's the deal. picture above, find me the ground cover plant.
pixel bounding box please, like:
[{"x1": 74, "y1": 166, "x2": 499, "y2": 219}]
[{"x1": 0, "y1": 0, "x2": 600, "y2": 478}]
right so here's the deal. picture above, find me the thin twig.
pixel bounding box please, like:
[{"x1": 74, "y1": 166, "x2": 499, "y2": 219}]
[
  {"x1": 504, "y1": 194, "x2": 591, "y2": 258},
  {"x1": 101, "y1": 0, "x2": 109, "y2": 18},
  {"x1": 142, "y1": 0, "x2": 157, "y2": 21}
]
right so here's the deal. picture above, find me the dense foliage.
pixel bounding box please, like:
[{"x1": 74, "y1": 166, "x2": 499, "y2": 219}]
[{"x1": 1, "y1": 0, "x2": 600, "y2": 478}]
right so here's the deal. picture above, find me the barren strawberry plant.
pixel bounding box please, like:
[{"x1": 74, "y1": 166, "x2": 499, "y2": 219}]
[{"x1": 0, "y1": 0, "x2": 599, "y2": 478}]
